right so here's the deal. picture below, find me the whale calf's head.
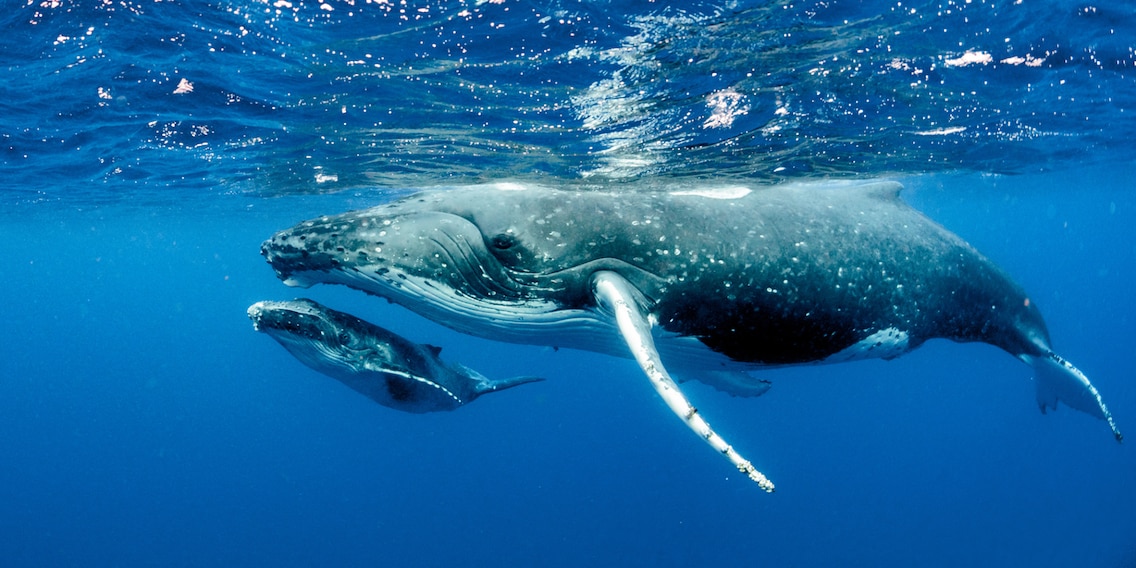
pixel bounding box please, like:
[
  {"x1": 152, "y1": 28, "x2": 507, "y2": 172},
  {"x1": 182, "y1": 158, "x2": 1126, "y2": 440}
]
[{"x1": 247, "y1": 298, "x2": 380, "y2": 377}]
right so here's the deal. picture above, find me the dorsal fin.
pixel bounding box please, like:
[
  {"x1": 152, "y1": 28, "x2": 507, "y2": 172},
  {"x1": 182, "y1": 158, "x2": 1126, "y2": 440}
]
[
  {"x1": 856, "y1": 181, "x2": 904, "y2": 201},
  {"x1": 423, "y1": 344, "x2": 443, "y2": 357}
]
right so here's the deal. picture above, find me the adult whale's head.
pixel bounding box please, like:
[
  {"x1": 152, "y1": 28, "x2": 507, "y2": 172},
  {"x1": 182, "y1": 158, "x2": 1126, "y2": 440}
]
[{"x1": 261, "y1": 183, "x2": 666, "y2": 348}]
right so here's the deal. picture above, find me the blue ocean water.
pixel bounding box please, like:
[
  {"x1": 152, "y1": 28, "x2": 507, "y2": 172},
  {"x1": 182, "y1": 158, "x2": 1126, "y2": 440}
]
[{"x1": 2, "y1": 1, "x2": 1135, "y2": 566}]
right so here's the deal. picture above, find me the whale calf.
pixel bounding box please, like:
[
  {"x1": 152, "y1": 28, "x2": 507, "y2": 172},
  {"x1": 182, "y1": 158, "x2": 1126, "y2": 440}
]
[
  {"x1": 248, "y1": 298, "x2": 542, "y2": 413},
  {"x1": 260, "y1": 181, "x2": 1121, "y2": 490}
]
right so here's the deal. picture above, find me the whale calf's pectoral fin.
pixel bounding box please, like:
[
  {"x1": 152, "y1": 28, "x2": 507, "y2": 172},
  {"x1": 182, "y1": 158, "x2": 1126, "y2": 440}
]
[
  {"x1": 591, "y1": 270, "x2": 775, "y2": 492},
  {"x1": 1024, "y1": 352, "x2": 1122, "y2": 443}
]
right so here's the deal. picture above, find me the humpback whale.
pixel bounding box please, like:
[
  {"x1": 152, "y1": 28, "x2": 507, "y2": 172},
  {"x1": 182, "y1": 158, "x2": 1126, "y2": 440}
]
[
  {"x1": 260, "y1": 180, "x2": 1121, "y2": 491},
  {"x1": 248, "y1": 298, "x2": 541, "y2": 413}
]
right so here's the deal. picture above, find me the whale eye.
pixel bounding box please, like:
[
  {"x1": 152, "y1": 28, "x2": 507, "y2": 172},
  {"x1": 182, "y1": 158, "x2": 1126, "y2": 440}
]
[{"x1": 490, "y1": 233, "x2": 516, "y2": 250}]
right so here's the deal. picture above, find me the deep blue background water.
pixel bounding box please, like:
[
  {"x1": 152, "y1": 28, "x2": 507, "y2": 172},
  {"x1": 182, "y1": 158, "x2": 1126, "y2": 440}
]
[{"x1": 2, "y1": 1, "x2": 1135, "y2": 566}]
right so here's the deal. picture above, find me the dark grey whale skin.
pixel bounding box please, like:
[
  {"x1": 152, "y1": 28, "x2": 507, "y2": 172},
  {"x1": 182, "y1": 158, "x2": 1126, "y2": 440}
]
[
  {"x1": 262, "y1": 182, "x2": 1050, "y2": 366},
  {"x1": 258, "y1": 181, "x2": 1120, "y2": 442}
]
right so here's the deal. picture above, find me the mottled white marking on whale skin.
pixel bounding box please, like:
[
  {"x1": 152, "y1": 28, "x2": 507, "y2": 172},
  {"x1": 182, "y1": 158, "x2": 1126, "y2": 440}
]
[
  {"x1": 670, "y1": 186, "x2": 752, "y2": 199},
  {"x1": 491, "y1": 182, "x2": 529, "y2": 191},
  {"x1": 374, "y1": 366, "x2": 464, "y2": 404},
  {"x1": 825, "y1": 327, "x2": 911, "y2": 363}
]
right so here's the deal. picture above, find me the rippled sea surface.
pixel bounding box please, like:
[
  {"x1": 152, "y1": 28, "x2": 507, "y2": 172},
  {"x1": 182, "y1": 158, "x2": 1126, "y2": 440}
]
[
  {"x1": 7, "y1": 0, "x2": 1136, "y2": 201},
  {"x1": 2, "y1": 1, "x2": 1134, "y2": 566}
]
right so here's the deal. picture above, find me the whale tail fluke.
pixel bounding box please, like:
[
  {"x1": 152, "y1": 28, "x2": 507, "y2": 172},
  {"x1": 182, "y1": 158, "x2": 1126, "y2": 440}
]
[
  {"x1": 1024, "y1": 352, "x2": 1122, "y2": 442},
  {"x1": 457, "y1": 364, "x2": 544, "y2": 397},
  {"x1": 484, "y1": 375, "x2": 545, "y2": 393}
]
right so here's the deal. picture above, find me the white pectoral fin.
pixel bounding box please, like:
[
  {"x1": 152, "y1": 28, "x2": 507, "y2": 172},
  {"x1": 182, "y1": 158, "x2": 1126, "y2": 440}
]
[
  {"x1": 1024, "y1": 352, "x2": 1122, "y2": 443},
  {"x1": 591, "y1": 270, "x2": 775, "y2": 492}
]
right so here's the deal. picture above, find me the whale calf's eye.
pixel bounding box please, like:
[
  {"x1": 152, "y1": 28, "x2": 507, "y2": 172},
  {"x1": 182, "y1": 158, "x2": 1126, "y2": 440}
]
[{"x1": 490, "y1": 234, "x2": 516, "y2": 250}]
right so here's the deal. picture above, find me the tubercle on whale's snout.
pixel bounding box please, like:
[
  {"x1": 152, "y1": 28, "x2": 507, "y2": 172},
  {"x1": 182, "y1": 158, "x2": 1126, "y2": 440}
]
[
  {"x1": 260, "y1": 238, "x2": 297, "y2": 280},
  {"x1": 247, "y1": 302, "x2": 267, "y2": 331},
  {"x1": 259, "y1": 229, "x2": 339, "y2": 286}
]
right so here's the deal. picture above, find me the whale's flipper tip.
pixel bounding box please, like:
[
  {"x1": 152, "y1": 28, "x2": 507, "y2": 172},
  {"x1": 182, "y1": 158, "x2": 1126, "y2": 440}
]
[
  {"x1": 592, "y1": 270, "x2": 776, "y2": 492},
  {"x1": 1026, "y1": 352, "x2": 1121, "y2": 442}
]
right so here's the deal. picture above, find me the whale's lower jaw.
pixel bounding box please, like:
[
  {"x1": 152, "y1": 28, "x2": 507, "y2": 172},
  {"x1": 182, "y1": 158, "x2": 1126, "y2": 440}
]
[
  {"x1": 278, "y1": 266, "x2": 750, "y2": 372},
  {"x1": 279, "y1": 265, "x2": 630, "y2": 354}
]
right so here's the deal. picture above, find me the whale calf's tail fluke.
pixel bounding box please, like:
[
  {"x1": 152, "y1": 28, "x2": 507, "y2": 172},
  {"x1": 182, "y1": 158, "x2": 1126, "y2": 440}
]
[
  {"x1": 458, "y1": 364, "x2": 544, "y2": 396},
  {"x1": 1023, "y1": 352, "x2": 1122, "y2": 442}
]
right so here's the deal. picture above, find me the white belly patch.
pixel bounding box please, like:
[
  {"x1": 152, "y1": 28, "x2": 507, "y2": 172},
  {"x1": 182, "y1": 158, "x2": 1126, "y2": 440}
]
[{"x1": 824, "y1": 327, "x2": 911, "y2": 363}]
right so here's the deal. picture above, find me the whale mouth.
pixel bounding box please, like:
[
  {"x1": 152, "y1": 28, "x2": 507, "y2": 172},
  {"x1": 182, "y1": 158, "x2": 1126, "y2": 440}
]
[{"x1": 319, "y1": 263, "x2": 615, "y2": 348}]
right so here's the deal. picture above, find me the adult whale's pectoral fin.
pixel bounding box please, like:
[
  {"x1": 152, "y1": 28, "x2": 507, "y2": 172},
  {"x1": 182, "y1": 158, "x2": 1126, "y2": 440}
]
[
  {"x1": 591, "y1": 270, "x2": 775, "y2": 492},
  {"x1": 1024, "y1": 352, "x2": 1122, "y2": 442}
]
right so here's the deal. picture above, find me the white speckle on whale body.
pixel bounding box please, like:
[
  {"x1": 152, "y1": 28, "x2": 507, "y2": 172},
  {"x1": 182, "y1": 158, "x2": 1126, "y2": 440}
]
[
  {"x1": 491, "y1": 182, "x2": 528, "y2": 191},
  {"x1": 670, "y1": 186, "x2": 752, "y2": 199},
  {"x1": 825, "y1": 327, "x2": 911, "y2": 363}
]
